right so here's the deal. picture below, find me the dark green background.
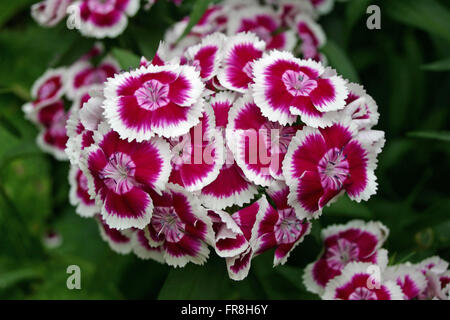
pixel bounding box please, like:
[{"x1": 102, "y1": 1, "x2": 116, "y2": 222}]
[{"x1": 0, "y1": 0, "x2": 449, "y2": 299}]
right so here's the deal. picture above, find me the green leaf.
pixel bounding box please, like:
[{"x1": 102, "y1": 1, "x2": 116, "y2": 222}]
[
  {"x1": 386, "y1": 0, "x2": 450, "y2": 42},
  {"x1": 321, "y1": 40, "x2": 359, "y2": 82},
  {"x1": 176, "y1": 0, "x2": 212, "y2": 42},
  {"x1": 421, "y1": 58, "x2": 450, "y2": 71},
  {"x1": 407, "y1": 131, "x2": 450, "y2": 142},
  {"x1": 0, "y1": 266, "x2": 43, "y2": 290},
  {"x1": 323, "y1": 195, "x2": 372, "y2": 219},
  {"x1": 111, "y1": 48, "x2": 140, "y2": 70}
]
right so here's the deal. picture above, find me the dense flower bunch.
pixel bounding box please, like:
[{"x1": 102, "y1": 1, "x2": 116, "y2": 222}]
[
  {"x1": 50, "y1": 23, "x2": 386, "y2": 281},
  {"x1": 303, "y1": 219, "x2": 450, "y2": 300},
  {"x1": 22, "y1": 43, "x2": 120, "y2": 160},
  {"x1": 164, "y1": 0, "x2": 328, "y2": 63}
]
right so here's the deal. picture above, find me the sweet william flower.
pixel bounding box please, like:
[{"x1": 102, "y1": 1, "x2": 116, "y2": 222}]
[
  {"x1": 67, "y1": 0, "x2": 140, "y2": 39},
  {"x1": 80, "y1": 122, "x2": 172, "y2": 230},
  {"x1": 96, "y1": 214, "x2": 133, "y2": 254},
  {"x1": 383, "y1": 264, "x2": 427, "y2": 300},
  {"x1": 31, "y1": 0, "x2": 73, "y2": 27},
  {"x1": 303, "y1": 220, "x2": 389, "y2": 295},
  {"x1": 227, "y1": 92, "x2": 300, "y2": 186},
  {"x1": 103, "y1": 64, "x2": 204, "y2": 142},
  {"x1": 143, "y1": 183, "x2": 214, "y2": 267},
  {"x1": 253, "y1": 181, "x2": 311, "y2": 266},
  {"x1": 252, "y1": 51, "x2": 348, "y2": 126},
  {"x1": 282, "y1": 122, "x2": 384, "y2": 219},
  {"x1": 322, "y1": 262, "x2": 404, "y2": 300},
  {"x1": 69, "y1": 165, "x2": 99, "y2": 217},
  {"x1": 131, "y1": 228, "x2": 165, "y2": 263}
]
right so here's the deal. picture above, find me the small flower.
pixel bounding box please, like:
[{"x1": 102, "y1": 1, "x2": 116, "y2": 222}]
[
  {"x1": 303, "y1": 220, "x2": 389, "y2": 295},
  {"x1": 36, "y1": 100, "x2": 70, "y2": 160},
  {"x1": 253, "y1": 181, "x2": 311, "y2": 266},
  {"x1": 322, "y1": 262, "x2": 404, "y2": 300},
  {"x1": 69, "y1": 165, "x2": 99, "y2": 217},
  {"x1": 143, "y1": 183, "x2": 214, "y2": 267},
  {"x1": 65, "y1": 56, "x2": 119, "y2": 99},
  {"x1": 415, "y1": 256, "x2": 450, "y2": 300},
  {"x1": 31, "y1": 0, "x2": 73, "y2": 27},
  {"x1": 217, "y1": 32, "x2": 266, "y2": 93},
  {"x1": 227, "y1": 7, "x2": 296, "y2": 51},
  {"x1": 227, "y1": 92, "x2": 300, "y2": 186},
  {"x1": 103, "y1": 64, "x2": 205, "y2": 141},
  {"x1": 80, "y1": 122, "x2": 172, "y2": 230},
  {"x1": 185, "y1": 33, "x2": 226, "y2": 81},
  {"x1": 295, "y1": 14, "x2": 326, "y2": 61},
  {"x1": 22, "y1": 68, "x2": 66, "y2": 118},
  {"x1": 67, "y1": 0, "x2": 140, "y2": 38},
  {"x1": 283, "y1": 123, "x2": 384, "y2": 219},
  {"x1": 253, "y1": 51, "x2": 348, "y2": 126},
  {"x1": 383, "y1": 264, "x2": 427, "y2": 300}
]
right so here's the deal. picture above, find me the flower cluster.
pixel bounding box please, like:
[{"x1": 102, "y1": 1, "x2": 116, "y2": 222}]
[
  {"x1": 22, "y1": 43, "x2": 120, "y2": 161},
  {"x1": 56, "y1": 25, "x2": 385, "y2": 281},
  {"x1": 163, "y1": 0, "x2": 327, "y2": 63},
  {"x1": 304, "y1": 219, "x2": 450, "y2": 300}
]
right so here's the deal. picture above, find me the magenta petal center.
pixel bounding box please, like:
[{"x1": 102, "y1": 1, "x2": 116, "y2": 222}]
[
  {"x1": 135, "y1": 79, "x2": 170, "y2": 111},
  {"x1": 318, "y1": 148, "x2": 350, "y2": 190},
  {"x1": 282, "y1": 70, "x2": 318, "y2": 97},
  {"x1": 152, "y1": 206, "x2": 186, "y2": 242},
  {"x1": 101, "y1": 152, "x2": 137, "y2": 194},
  {"x1": 348, "y1": 287, "x2": 377, "y2": 300},
  {"x1": 326, "y1": 238, "x2": 359, "y2": 270},
  {"x1": 274, "y1": 208, "x2": 302, "y2": 244}
]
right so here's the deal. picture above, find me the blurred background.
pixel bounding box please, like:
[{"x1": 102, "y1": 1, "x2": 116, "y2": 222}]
[{"x1": 0, "y1": 0, "x2": 449, "y2": 299}]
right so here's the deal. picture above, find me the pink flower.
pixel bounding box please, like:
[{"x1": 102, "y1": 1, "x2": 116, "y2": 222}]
[
  {"x1": 67, "y1": 0, "x2": 140, "y2": 38},
  {"x1": 66, "y1": 86, "x2": 104, "y2": 164},
  {"x1": 168, "y1": 104, "x2": 224, "y2": 192},
  {"x1": 227, "y1": 92, "x2": 300, "y2": 186},
  {"x1": 217, "y1": 32, "x2": 266, "y2": 93},
  {"x1": 295, "y1": 14, "x2": 326, "y2": 61},
  {"x1": 253, "y1": 51, "x2": 348, "y2": 126},
  {"x1": 322, "y1": 262, "x2": 404, "y2": 300},
  {"x1": 227, "y1": 7, "x2": 296, "y2": 51},
  {"x1": 341, "y1": 83, "x2": 379, "y2": 131},
  {"x1": 185, "y1": 33, "x2": 226, "y2": 81},
  {"x1": 415, "y1": 256, "x2": 450, "y2": 300},
  {"x1": 303, "y1": 220, "x2": 389, "y2": 295},
  {"x1": 309, "y1": 0, "x2": 335, "y2": 16},
  {"x1": 69, "y1": 165, "x2": 99, "y2": 217},
  {"x1": 208, "y1": 198, "x2": 266, "y2": 281},
  {"x1": 253, "y1": 181, "x2": 311, "y2": 266},
  {"x1": 80, "y1": 122, "x2": 172, "y2": 229},
  {"x1": 103, "y1": 64, "x2": 204, "y2": 141},
  {"x1": 383, "y1": 264, "x2": 427, "y2": 300},
  {"x1": 143, "y1": 183, "x2": 213, "y2": 267},
  {"x1": 36, "y1": 100, "x2": 70, "y2": 160},
  {"x1": 22, "y1": 68, "x2": 66, "y2": 118},
  {"x1": 65, "y1": 56, "x2": 119, "y2": 99},
  {"x1": 283, "y1": 123, "x2": 384, "y2": 219},
  {"x1": 31, "y1": 0, "x2": 73, "y2": 27},
  {"x1": 276, "y1": 0, "x2": 316, "y2": 26},
  {"x1": 200, "y1": 92, "x2": 258, "y2": 210}
]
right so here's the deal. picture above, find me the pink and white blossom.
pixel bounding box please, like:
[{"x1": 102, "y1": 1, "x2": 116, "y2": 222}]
[
  {"x1": 96, "y1": 214, "x2": 133, "y2": 254},
  {"x1": 67, "y1": 0, "x2": 140, "y2": 38},
  {"x1": 303, "y1": 220, "x2": 389, "y2": 295},
  {"x1": 253, "y1": 51, "x2": 348, "y2": 126},
  {"x1": 31, "y1": 0, "x2": 73, "y2": 27},
  {"x1": 143, "y1": 183, "x2": 214, "y2": 267},
  {"x1": 80, "y1": 122, "x2": 172, "y2": 230},
  {"x1": 69, "y1": 165, "x2": 99, "y2": 217},
  {"x1": 103, "y1": 64, "x2": 204, "y2": 141},
  {"x1": 383, "y1": 264, "x2": 427, "y2": 300},
  {"x1": 322, "y1": 262, "x2": 404, "y2": 300},
  {"x1": 283, "y1": 123, "x2": 383, "y2": 219}
]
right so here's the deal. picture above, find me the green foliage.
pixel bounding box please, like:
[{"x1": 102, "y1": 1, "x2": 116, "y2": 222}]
[{"x1": 0, "y1": 0, "x2": 449, "y2": 300}]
